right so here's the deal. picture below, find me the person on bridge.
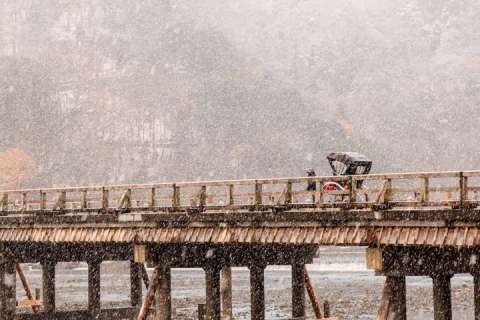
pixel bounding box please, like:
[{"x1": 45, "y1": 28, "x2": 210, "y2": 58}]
[{"x1": 306, "y1": 168, "x2": 316, "y2": 203}]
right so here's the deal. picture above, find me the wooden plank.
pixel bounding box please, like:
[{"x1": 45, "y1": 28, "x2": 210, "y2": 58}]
[
  {"x1": 133, "y1": 245, "x2": 146, "y2": 263},
  {"x1": 16, "y1": 263, "x2": 40, "y2": 313},
  {"x1": 366, "y1": 247, "x2": 383, "y2": 270},
  {"x1": 16, "y1": 299, "x2": 43, "y2": 307},
  {"x1": 137, "y1": 266, "x2": 161, "y2": 320},
  {"x1": 304, "y1": 266, "x2": 323, "y2": 319},
  {"x1": 117, "y1": 189, "x2": 132, "y2": 209},
  {"x1": 376, "y1": 179, "x2": 391, "y2": 204},
  {"x1": 1, "y1": 169, "x2": 477, "y2": 195},
  {"x1": 52, "y1": 191, "x2": 66, "y2": 211}
]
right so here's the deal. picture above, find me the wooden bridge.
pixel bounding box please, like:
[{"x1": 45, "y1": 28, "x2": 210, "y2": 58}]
[{"x1": 1, "y1": 170, "x2": 480, "y2": 320}]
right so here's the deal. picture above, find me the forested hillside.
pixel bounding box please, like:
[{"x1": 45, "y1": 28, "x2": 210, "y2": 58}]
[{"x1": 0, "y1": 0, "x2": 478, "y2": 188}]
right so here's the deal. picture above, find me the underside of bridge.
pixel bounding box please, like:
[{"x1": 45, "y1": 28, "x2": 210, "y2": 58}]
[
  {"x1": 0, "y1": 242, "x2": 319, "y2": 320},
  {"x1": 1, "y1": 236, "x2": 480, "y2": 319}
]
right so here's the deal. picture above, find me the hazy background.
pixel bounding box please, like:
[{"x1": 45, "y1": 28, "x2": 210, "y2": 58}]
[{"x1": 0, "y1": 0, "x2": 479, "y2": 189}]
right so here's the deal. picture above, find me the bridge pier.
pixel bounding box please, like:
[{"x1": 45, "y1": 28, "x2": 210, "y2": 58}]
[
  {"x1": 474, "y1": 273, "x2": 480, "y2": 320},
  {"x1": 220, "y1": 266, "x2": 233, "y2": 320},
  {"x1": 250, "y1": 263, "x2": 265, "y2": 320},
  {"x1": 154, "y1": 266, "x2": 172, "y2": 320},
  {"x1": 205, "y1": 265, "x2": 222, "y2": 320},
  {"x1": 88, "y1": 259, "x2": 101, "y2": 317},
  {"x1": 377, "y1": 276, "x2": 406, "y2": 320},
  {"x1": 432, "y1": 274, "x2": 452, "y2": 320},
  {"x1": 1, "y1": 255, "x2": 16, "y2": 319},
  {"x1": 292, "y1": 262, "x2": 306, "y2": 319},
  {"x1": 42, "y1": 260, "x2": 56, "y2": 314},
  {"x1": 130, "y1": 261, "x2": 143, "y2": 309}
]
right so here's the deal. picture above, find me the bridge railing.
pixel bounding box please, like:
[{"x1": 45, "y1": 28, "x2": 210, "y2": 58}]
[{"x1": 1, "y1": 170, "x2": 480, "y2": 214}]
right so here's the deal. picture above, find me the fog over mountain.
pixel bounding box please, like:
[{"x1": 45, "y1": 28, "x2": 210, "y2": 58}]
[{"x1": 0, "y1": 0, "x2": 478, "y2": 188}]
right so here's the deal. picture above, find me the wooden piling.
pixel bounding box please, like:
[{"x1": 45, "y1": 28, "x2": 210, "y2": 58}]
[
  {"x1": 88, "y1": 260, "x2": 101, "y2": 317},
  {"x1": 131, "y1": 261, "x2": 143, "y2": 308},
  {"x1": 1, "y1": 256, "x2": 16, "y2": 319},
  {"x1": 154, "y1": 266, "x2": 171, "y2": 320},
  {"x1": 304, "y1": 266, "x2": 323, "y2": 319},
  {"x1": 205, "y1": 266, "x2": 222, "y2": 320},
  {"x1": 137, "y1": 266, "x2": 161, "y2": 320},
  {"x1": 16, "y1": 263, "x2": 40, "y2": 313},
  {"x1": 250, "y1": 264, "x2": 265, "y2": 320},
  {"x1": 474, "y1": 274, "x2": 480, "y2": 320},
  {"x1": 221, "y1": 266, "x2": 233, "y2": 320},
  {"x1": 292, "y1": 263, "x2": 306, "y2": 319},
  {"x1": 376, "y1": 276, "x2": 406, "y2": 320},
  {"x1": 42, "y1": 261, "x2": 56, "y2": 314},
  {"x1": 432, "y1": 275, "x2": 452, "y2": 320}
]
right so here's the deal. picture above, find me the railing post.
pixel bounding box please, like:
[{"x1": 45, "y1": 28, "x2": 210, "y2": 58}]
[
  {"x1": 125, "y1": 189, "x2": 132, "y2": 209},
  {"x1": 349, "y1": 176, "x2": 356, "y2": 204},
  {"x1": 81, "y1": 190, "x2": 88, "y2": 210},
  {"x1": 1, "y1": 194, "x2": 7, "y2": 211},
  {"x1": 255, "y1": 182, "x2": 262, "y2": 206},
  {"x1": 172, "y1": 184, "x2": 180, "y2": 208},
  {"x1": 102, "y1": 188, "x2": 109, "y2": 211},
  {"x1": 460, "y1": 172, "x2": 467, "y2": 206},
  {"x1": 199, "y1": 185, "x2": 207, "y2": 208},
  {"x1": 315, "y1": 179, "x2": 323, "y2": 207},
  {"x1": 150, "y1": 187, "x2": 156, "y2": 208},
  {"x1": 39, "y1": 191, "x2": 46, "y2": 211},
  {"x1": 285, "y1": 182, "x2": 292, "y2": 205},
  {"x1": 22, "y1": 192, "x2": 27, "y2": 211},
  {"x1": 377, "y1": 179, "x2": 392, "y2": 205},
  {"x1": 226, "y1": 185, "x2": 234, "y2": 206},
  {"x1": 421, "y1": 177, "x2": 429, "y2": 203}
]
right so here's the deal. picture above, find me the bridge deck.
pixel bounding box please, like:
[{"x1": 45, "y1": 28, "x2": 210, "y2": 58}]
[{"x1": 0, "y1": 170, "x2": 479, "y2": 247}]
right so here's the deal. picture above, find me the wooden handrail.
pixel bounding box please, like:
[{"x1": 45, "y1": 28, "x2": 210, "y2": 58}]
[{"x1": 0, "y1": 169, "x2": 479, "y2": 214}]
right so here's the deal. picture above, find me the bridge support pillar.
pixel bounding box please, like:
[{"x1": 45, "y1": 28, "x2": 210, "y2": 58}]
[
  {"x1": 292, "y1": 262, "x2": 306, "y2": 319},
  {"x1": 432, "y1": 274, "x2": 452, "y2": 320},
  {"x1": 250, "y1": 264, "x2": 265, "y2": 320},
  {"x1": 154, "y1": 266, "x2": 172, "y2": 320},
  {"x1": 205, "y1": 265, "x2": 222, "y2": 320},
  {"x1": 42, "y1": 260, "x2": 56, "y2": 314},
  {"x1": 0, "y1": 256, "x2": 16, "y2": 319},
  {"x1": 88, "y1": 259, "x2": 101, "y2": 317},
  {"x1": 130, "y1": 261, "x2": 143, "y2": 308},
  {"x1": 474, "y1": 274, "x2": 480, "y2": 320},
  {"x1": 377, "y1": 276, "x2": 406, "y2": 320},
  {"x1": 221, "y1": 266, "x2": 233, "y2": 320}
]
